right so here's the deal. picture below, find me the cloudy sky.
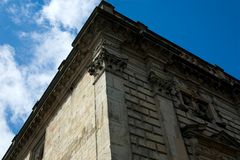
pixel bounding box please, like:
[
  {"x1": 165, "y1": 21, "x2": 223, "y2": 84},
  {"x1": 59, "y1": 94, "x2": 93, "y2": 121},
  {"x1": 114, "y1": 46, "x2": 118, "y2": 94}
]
[{"x1": 0, "y1": 0, "x2": 239, "y2": 158}]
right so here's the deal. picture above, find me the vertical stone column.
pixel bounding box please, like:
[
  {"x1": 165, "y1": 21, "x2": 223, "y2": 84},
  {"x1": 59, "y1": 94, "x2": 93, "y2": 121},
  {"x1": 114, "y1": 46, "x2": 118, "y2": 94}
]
[
  {"x1": 88, "y1": 48, "x2": 112, "y2": 160},
  {"x1": 89, "y1": 48, "x2": 131, "y2": 160},
  {"x1": 148, "y1": 71, "x2": 189, "y2": 160},
  {"x1": 93, "y1": 72, "x2": 112, "y2": 160},
  {"x1": 106, "y1": 71, "x2": 132, "y2": 160}
]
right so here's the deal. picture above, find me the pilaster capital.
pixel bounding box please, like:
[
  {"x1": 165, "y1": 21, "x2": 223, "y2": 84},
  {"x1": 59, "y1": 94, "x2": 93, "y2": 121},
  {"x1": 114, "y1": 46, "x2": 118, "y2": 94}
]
[
  {"x1": 148, "y1": 71, "x2": 176, "y2": 98},
  {"x1": 88, "y1": 48, "x2": 128, "y2": 77}
]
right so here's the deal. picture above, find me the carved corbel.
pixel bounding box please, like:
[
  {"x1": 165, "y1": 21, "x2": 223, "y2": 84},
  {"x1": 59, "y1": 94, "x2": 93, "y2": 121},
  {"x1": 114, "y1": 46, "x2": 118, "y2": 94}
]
[{"x1": 88, "y1": 48, "x2": 128, "y2": 78}]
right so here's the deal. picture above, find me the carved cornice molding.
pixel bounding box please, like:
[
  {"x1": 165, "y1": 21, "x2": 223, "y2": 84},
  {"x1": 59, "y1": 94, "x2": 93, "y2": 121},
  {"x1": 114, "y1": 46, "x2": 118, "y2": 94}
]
[
  {"x1": 87, "y1": 2, "x2": 240, "y2": 102},
  {"x1": 164, "y1": 54, "x2": 240, "y2": 99},
  {"x1": 88, "y1": 47, "x2": 128, "y2": 78},
  {"x1": 182, "y1": 124, "x2": 240, "y2": 152},
  {"x1": 76, "y1": 0, "x2": 240, "y2": 102}
]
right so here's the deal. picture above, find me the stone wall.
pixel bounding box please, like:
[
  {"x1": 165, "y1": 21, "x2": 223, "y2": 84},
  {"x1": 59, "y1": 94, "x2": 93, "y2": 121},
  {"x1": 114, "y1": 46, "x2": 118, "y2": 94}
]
[
  {"x1": 122, "y1": 57, "x2": 168, "y2": 160},
  {"x1": 19, "y1": 71, "x2": 112, "y2": 160},
  {"x1": 44, "y1": 73, "x2": 95, "y2": 159},
  {"x1": 85, "y1": 33, "x2": 187, "y2": 159}
]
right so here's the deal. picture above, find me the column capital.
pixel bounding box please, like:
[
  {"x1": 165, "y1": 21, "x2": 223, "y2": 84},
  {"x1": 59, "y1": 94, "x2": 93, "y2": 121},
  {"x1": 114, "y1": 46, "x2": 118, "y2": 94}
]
[{"x1": 88, "y1": 48, "x2": 128, "y2": 77}]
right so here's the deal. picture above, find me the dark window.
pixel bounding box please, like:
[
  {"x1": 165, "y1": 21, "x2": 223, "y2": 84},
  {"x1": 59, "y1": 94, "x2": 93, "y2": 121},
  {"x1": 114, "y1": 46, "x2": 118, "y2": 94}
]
[{"x1": 31, "y1": 136, "x2": 44, "y2": 160}]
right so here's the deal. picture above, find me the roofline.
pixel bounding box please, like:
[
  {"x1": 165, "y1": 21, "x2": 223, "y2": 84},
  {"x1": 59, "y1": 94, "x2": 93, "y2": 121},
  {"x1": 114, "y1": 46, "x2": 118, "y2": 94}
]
[{"x1": 100, "y1": 2, "x2": 240, "y2": 84}]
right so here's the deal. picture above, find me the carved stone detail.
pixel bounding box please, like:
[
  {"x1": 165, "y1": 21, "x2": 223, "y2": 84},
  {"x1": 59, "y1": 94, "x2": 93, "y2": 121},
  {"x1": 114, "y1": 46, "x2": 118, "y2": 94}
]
[
  {"x1": 88, "y1": 48, "x2": 128, "y2": 77},
  {"x1": 211, "y1": 131, "x2": 240, "y2": 149},
  {"x1": 182, "y1": 124, "x2": 240, "y2": 160},
  {"x1": 170, "y1": 80, "x2": 214, "y2": 123},
  {"x1": 166, "y1": 54, "x2": 239, "y2": 100},
  {"x1": 148, "y1": 71, "x2": 176, "y2": 98},
  {"x1": 211, "y1": 98, "x2": 228, "y2": 128},
  {"x1": 182, "y1": 124, "x2": 208, "y2": 138}
]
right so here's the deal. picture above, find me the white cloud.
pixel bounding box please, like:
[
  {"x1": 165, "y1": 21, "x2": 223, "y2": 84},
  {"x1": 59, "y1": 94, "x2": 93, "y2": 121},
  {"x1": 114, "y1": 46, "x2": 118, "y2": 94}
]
[
  {"x1": 22, "y1": 27, "x2": 74, "y2": 98},
  {"x1": 0, "y1": 0, "x2": 100, "y2": 158},
  {"x1": 0, "y1": 45, "x2": 29, "y2": 158},
  {"x1": 39, "y1": 0, "x2": 99, "y2": 29},
  {"x1": 6, "y1": 3, "x2": 37, "y2": 24},
  {"x1": 0, "y1": 108, "x2": 14, "y2": 158},
  {"x1": 31, "y1": 27, "x2": 74, "y2": 68},
  {"x1": 0, "y1": 45, "x2": 32, "y2": 121},
  {"x1": 18, "y1": 31, "x2": 28, "y2": 38}
]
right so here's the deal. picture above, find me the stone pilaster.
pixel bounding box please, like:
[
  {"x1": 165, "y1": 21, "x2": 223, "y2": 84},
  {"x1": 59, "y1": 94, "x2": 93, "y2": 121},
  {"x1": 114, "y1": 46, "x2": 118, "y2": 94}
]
[
  {"x1": 89, "y1": 48, "x2": 131, "y2": 160},
  {"x1": 148, "y1": 71, "x2": 189, "y2": 160}
]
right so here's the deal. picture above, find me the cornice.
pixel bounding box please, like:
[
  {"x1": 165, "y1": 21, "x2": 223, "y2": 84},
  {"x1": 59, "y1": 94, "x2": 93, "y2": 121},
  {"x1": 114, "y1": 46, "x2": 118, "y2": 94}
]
[
  {"x1": 87, "y1": 1, "x2": 240, "y2": 101},
  {"x1": 182, "y1": 124, "x2": 240, "y2": 152},
  {"x1": 165, "y1": 54, "x2": 239, "y2": 101}
]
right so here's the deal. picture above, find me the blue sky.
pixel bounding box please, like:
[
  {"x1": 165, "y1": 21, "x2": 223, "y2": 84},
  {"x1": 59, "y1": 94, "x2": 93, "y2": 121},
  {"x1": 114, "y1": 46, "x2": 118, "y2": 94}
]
[{"x1": 0, "y1": 0, "x2": 239, "y2": 158}]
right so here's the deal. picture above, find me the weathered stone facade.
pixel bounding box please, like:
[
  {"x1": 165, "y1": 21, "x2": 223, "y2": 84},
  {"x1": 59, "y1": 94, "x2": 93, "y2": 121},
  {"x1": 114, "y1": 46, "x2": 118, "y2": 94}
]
[{"x1": 3, "y1": 1, "x2": 240, "y2": 160}]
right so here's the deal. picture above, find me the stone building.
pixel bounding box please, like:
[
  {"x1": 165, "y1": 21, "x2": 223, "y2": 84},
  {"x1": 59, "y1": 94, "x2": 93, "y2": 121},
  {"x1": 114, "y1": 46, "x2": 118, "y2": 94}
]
[{"x1": 3, "y1": 1, "x2": 240, "y2": 160}]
